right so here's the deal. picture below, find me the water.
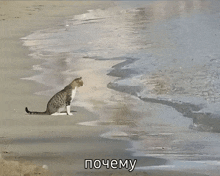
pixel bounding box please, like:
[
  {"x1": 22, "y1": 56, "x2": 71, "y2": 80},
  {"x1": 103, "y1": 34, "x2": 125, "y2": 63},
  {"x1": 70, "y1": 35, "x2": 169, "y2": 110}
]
[{"x1": 22, "y1": 1, "x2": 220, "y2": 175}]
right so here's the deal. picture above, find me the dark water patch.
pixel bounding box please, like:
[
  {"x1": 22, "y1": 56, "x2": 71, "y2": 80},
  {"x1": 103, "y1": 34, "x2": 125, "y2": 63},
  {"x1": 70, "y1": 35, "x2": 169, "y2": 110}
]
[
  {"x1": 110, "y1": 58, "x2": 137, "y2": 70},
  {"x1": 107, "y1": 69, "x2": 137, "y2": 78},
  {"x1": 104, "y1": 57, "x2": 142, "y2": 95},
  {"x1": 90, "y1": 57, "x2": 139, "y2": 78},
  {"x1": 140, "y1": 97, "x2": 220, "y2": 133},
  {"x1": 139, "y1": 97, "x2": 202, "y2": 116},
  {"x1": 107, "y1": 57, "x2": 138, "y2": 78},
  {"x1": 191, "y1": 112, "x2": 220, "y2": 133},
  {"x1": 104, "y1": 56, "x2": 220, "y2": 133},
  {"x1": 108, "y1": 83, "x2": 142, "y2": 96}
]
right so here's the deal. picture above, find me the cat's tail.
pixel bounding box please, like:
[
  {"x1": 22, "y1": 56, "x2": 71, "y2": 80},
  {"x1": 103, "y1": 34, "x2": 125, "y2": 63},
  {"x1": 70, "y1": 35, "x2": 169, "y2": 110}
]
[{"x1": 25, "y1": 107, "x2": 48, "y2": 115}]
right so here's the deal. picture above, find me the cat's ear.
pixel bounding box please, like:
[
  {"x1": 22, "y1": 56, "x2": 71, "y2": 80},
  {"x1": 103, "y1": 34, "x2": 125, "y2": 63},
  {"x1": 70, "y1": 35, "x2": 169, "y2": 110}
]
[{"x1": 79, "y1": 77, "x2": 82, "y2": 79}]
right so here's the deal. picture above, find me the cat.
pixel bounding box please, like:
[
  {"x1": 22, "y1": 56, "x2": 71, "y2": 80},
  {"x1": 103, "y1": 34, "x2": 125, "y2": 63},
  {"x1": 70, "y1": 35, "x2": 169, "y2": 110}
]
[{"x1": 25, "y1": 77, "x2": 83, "y2": 115}]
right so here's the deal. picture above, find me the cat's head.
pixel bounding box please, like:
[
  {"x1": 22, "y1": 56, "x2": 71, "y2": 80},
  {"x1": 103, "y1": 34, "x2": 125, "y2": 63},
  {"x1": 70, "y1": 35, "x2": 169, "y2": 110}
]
[{"x1": 71, "y1": 77, "x2": 83, "y2": 88}]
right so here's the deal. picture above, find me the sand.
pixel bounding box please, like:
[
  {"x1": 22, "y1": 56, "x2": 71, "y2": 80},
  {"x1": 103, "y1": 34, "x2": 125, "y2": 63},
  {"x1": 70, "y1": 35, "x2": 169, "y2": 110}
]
[
  {"x1": 0, "y1": 0, "x2": 114, "y2": 137},
  {"x1": 0, "y1": 1, "x2": 113, "y2": 175},
  {"x1": 0, "y1": 1, "x2": 209, "y2": 176}
]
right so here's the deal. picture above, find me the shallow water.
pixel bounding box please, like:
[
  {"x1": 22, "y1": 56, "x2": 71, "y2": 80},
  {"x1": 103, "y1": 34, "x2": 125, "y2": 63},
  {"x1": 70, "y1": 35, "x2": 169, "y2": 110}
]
[{"x1": 22, "y1": 0, "x2": 220, "y2": 175}]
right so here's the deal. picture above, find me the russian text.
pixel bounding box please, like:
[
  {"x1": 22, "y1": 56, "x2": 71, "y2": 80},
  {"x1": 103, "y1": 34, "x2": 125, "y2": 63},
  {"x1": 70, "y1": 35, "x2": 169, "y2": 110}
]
[{"x1": 84, "y1": 159, "x2": 137, "y2": 172}]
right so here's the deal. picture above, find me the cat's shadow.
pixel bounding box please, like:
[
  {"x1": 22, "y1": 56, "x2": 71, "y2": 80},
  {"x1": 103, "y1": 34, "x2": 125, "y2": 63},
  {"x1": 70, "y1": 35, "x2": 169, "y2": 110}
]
[
  {"x1": 51, "y1": 111, "x2": 77, "y2": 116},
  {"x1": 62, "y1": 110, "x2": 77, "y2": 113}
]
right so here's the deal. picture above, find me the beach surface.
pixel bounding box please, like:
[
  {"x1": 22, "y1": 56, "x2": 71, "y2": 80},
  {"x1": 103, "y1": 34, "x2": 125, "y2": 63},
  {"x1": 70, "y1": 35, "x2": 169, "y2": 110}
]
[{"x1": 0, "y1": 1, "x2": 214, "y2": 176}]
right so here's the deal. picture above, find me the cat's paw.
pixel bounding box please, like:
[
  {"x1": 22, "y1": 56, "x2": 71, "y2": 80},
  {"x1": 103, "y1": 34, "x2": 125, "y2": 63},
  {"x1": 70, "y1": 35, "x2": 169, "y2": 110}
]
[{"x1": 68, "y1": 113, "x2": 73, "y2": 115}]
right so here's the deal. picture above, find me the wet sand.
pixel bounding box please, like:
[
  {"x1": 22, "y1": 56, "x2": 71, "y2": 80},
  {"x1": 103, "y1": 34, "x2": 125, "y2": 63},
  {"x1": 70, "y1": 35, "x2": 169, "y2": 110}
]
[{"x1": 0, "y1": 1, "x2": 209, "y2": 176}]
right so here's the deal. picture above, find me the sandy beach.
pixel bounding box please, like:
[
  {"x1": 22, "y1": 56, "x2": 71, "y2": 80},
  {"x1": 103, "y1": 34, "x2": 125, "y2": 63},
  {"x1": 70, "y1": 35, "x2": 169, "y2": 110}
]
[{"x1": 0, "y1": 1, "x2": 214, "y2": 176}]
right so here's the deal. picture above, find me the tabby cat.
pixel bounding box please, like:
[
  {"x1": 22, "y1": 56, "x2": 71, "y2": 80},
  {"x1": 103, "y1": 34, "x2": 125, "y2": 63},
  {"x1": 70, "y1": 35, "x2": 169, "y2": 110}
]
[{"x1": 25, "y1": 77, "x2": 83, "y2": 115}]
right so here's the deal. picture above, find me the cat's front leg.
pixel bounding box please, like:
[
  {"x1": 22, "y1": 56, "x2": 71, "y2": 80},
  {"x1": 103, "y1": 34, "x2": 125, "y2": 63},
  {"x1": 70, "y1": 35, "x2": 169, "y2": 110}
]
[{"x1": 66, "y1": 105, "x2": 73, "y2": 115}]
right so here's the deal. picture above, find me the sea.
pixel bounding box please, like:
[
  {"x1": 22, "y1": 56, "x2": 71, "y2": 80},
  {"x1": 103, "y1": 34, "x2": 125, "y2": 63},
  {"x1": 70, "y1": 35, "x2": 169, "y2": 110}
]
[{"x1": 22, "y1": 1, "x2": 220, "y2": 175}]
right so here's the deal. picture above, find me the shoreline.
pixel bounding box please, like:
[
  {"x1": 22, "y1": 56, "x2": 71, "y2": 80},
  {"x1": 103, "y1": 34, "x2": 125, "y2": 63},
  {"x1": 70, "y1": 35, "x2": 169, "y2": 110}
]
[
  {"x1": 0, "y1": 1, "x2": 118, "y2": 175},
  {"x1": 0, "y1": 0, "x2": 115, "y2": 136},
  {"x1": 0, "y1": 1, "x2": 211, "y2": 176}
]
